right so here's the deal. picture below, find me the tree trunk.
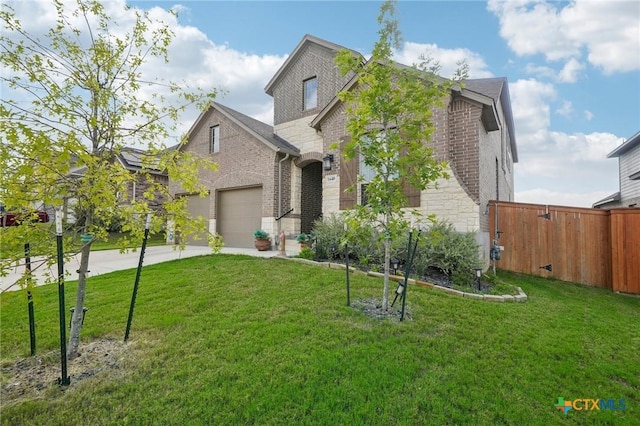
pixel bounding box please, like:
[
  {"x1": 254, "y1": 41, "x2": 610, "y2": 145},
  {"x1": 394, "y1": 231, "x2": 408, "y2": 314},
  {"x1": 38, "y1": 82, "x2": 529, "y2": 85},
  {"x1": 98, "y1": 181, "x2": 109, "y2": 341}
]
[
  {"x1": 67, "y1": 242, "x2": 91, "y2": 360},
  {"x1": 68, "y1": 208, "x2": 94, "y2": 360},
  {"x1": 382, "y1": 236, "x2": 391, "y2": 311}
]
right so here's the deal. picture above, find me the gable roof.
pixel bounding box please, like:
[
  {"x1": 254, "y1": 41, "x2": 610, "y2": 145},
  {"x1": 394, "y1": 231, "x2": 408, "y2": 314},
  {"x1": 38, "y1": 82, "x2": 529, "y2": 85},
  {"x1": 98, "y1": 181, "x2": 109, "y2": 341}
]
[
  {"x1": 186, "y1": 102, "x2": 299, "y2": 156},
  {"x1": 264, "y1": 34, "x2": 363, "y2": 96},
  {"x1": 464, "y1": 77, "x2": 518, "y2": 162},
  {"x1": 607, "y1": 130, "x2": 640, "y2": 158},
  {"x1": 308, "y1": 57, "x2": 518, "y2": 162},
  {"x1": 117, "y1": 147, "x2": 166, "y2": 175},
  {"x1": 69, "y1": 147, "x2": 167, "y2": 178}
]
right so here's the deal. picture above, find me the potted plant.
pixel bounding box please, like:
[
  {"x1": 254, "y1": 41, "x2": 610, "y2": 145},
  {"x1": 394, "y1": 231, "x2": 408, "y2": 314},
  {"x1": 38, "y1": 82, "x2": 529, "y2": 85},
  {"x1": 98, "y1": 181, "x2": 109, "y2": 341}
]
[
  {"x1": 253, "y1": 229, "x2": 271, "y2": 251},
  {"x1": 296, "y1": 232, "x2": 313, "y2": 248}
]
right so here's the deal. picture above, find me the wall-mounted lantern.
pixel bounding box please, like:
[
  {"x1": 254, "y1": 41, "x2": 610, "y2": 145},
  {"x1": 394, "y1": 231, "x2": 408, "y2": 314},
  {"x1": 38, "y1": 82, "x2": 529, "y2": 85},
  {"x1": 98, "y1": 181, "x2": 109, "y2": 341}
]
[{"x1": 323, "y1": 154, "x2": 334, "y2": 171}]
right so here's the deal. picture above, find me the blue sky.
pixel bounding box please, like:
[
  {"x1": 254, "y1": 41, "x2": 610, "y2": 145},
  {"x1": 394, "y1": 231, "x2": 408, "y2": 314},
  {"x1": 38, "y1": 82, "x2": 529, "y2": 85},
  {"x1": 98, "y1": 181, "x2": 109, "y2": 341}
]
[{"x1": 8, "y1": 0, "x2": 640, "y2": 207}]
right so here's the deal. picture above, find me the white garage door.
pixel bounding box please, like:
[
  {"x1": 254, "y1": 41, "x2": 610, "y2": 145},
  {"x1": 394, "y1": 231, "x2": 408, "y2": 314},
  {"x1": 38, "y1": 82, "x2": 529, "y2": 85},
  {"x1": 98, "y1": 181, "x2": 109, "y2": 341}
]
[
  {"x1": 217, "y1": 186, "x2": 262, "y2": 248},
  {"x1": 185, "y1": 194, "x2": 211, "y2": 246}
]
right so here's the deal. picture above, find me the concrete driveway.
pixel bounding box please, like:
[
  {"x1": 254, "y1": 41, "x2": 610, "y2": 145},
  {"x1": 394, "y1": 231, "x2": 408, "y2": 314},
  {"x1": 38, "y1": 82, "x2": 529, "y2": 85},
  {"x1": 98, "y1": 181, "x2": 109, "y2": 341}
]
[{"x1": 1, "y1": 242, "x2": 300, "y2": 292}]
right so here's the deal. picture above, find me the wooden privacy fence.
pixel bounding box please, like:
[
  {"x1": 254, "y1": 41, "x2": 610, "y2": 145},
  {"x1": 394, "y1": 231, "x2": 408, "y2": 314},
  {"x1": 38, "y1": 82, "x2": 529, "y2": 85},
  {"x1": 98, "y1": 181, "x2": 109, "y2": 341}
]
[{"x1": 489, "y1": 201, "x2": 640, "y2": 295}]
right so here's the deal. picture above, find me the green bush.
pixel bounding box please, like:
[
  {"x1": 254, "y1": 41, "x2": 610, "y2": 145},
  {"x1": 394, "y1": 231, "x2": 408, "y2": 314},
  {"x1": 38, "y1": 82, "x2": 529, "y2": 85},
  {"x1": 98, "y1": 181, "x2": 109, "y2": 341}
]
[
  {"x1": 413, "y1": 221, "x2": 480, "y2": 287},
  {"x1": 311, "y1": 214, "x2": 385, "y2": 266},
  {"x1": 311, "y1": 214, "x2": 345, "y2": 261},
  {"x1": 297, "y1": 247, "x2": 315, "y2": 260},
  {"x1": 348, "y1": 222, "x2": 383, "y2": 268}
]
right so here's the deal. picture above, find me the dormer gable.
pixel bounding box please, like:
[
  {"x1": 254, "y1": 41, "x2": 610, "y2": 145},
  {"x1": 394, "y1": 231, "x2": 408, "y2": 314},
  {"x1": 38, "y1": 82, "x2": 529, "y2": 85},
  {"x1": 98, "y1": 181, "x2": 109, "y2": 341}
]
[{"x1": 265, "y1": 34, "x2": 363, "y2": 126}]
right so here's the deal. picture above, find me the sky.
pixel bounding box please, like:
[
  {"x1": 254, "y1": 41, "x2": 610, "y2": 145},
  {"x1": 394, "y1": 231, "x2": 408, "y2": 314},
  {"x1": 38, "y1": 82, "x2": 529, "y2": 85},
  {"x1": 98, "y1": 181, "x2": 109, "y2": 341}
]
[{"x1": 4, "y1": 0, "x2": 640, "y2": 207}]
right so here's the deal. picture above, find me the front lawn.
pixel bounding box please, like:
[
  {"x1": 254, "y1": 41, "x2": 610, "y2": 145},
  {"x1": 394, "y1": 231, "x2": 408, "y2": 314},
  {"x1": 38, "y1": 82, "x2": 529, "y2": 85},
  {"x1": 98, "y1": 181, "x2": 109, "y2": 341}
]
[
  {"x1": 76, "y1": 231, "x2": 167, "y2": 251},
  {"x1": 1, "y1": 255, "x2": 638, "y2": 425}
]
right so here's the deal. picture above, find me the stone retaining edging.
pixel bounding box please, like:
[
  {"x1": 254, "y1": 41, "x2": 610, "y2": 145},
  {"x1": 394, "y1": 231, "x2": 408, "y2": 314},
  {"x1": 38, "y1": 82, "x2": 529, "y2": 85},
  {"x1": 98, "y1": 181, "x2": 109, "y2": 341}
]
[{"x1": 285, "y1": 257, "x2": 528, "y2": 302}]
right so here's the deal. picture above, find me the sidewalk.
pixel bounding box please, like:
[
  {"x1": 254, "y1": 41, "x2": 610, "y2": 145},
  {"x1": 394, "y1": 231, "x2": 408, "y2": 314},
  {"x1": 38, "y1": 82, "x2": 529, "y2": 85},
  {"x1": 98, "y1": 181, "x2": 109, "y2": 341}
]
[{"x1": 1, "y1": 242, "x2": 300, "y2": 292}]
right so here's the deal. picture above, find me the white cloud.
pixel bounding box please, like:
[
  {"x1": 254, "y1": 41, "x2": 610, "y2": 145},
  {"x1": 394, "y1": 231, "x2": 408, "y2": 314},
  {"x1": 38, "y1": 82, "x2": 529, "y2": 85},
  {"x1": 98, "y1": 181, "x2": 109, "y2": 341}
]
[
  {"x1": 524, "y1": 58, "x2": 583, "y2": 83},
  {"x1": 488, "y1": 0, "x2": 640, "y2": 74},
  {"x1": 558, "y1": 58, "x2": 584, "y2": 83},
  {"x1": 524, "y1": 63, "x2": 556, "y2": 80},
  {"x1": 3, "y1": 0, "x2": 286, "y2": 141},
  {"x1": 487, "y1": 0, "x2": 581, "y2": 61},
  {"x1": 584, "y1": 110, "x2": 594, "y2": 121},
  {"x1": 556, "y1": 100, "x2": 574, "y2": 117},
  {"x1": 393, "y1": 42, "x2": 493, "y2": 79},
  {"x1": 510, "y1": 78, "x2": 622, "y2": 206},
  {"x1": 510, "y1": 79, "x2": 556, "y2": 141}
]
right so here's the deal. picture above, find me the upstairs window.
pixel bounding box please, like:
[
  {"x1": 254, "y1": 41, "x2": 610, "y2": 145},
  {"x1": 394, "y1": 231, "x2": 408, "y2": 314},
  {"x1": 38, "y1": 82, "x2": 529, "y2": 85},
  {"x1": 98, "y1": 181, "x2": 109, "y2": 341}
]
[
  {"x1": 210, "y1": 125, "x2": 220, "y2": 153},
  {"x1": 303, "y1": 77, "x2": 317, "y2": 110}
]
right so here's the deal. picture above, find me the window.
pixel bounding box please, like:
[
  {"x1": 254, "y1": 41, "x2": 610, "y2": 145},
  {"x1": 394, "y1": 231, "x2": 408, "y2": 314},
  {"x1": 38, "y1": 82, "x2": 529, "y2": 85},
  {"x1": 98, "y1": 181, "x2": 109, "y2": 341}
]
[
  {"x1": 210, "y1": 125, "x2": 219, "y2": 153},
  {"x1": 303, "y1": 77, "x2": 317, "y2": 110},
  {"x1": 359, "y1": 153, "x2": 375, "y2": 205},
  {"x1": 358, "y1": 130, "x2": 398, "y2": 205}
]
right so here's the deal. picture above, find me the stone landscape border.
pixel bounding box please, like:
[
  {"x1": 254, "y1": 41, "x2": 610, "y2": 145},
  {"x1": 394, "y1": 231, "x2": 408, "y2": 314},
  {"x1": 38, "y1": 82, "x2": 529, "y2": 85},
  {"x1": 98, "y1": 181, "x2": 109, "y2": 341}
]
[{"x1": 286, "y1": 257, "x2": 528, "y2": 302}]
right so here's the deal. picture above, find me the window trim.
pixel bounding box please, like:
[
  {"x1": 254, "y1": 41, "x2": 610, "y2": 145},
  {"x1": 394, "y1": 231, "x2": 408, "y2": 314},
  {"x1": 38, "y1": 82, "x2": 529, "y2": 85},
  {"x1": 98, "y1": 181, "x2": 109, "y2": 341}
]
[
  {"x1": 303, "y1": 77, "x2": 318, "y2": 111},
  {"x1": 210, "y1": 125, "x2": 220, "y2": 154}
]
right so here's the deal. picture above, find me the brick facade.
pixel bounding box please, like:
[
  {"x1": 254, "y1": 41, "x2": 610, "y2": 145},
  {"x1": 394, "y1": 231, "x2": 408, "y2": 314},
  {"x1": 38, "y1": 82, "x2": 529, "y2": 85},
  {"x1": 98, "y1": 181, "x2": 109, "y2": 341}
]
[
  {"x1": 269, "y1": 42, "x2": 353, "y2": 126},
  {"x1": 171, "y1": 35, "x2": 517, "y2": 257},
  {"x1": 168, "y1": 107, "x2": 294, "y2": 237}
]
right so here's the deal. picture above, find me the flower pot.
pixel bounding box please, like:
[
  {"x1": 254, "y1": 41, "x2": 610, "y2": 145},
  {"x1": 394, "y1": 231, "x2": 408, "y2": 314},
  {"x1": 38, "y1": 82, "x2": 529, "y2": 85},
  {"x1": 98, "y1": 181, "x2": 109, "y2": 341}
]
[{"x1": 254, "y1": 238, "x2": 271, "y2": 251}]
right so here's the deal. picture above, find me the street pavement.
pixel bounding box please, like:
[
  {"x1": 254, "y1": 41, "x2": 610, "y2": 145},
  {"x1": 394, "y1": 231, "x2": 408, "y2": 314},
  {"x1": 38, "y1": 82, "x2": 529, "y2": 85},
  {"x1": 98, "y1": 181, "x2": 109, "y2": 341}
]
[{"x1": 1, "y1": 242, "x2": 300, "y2": 292}]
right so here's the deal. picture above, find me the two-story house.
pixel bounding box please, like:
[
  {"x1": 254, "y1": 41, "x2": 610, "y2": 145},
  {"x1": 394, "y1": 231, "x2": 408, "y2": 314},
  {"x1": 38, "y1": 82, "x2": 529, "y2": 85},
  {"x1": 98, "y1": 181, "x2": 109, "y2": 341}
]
[
  {"x1": 170, "y1": 34, "x2": 518, "y2": 259},
  {"x1": 593, "y1": 130, "x2": 640, "y2": 208}
]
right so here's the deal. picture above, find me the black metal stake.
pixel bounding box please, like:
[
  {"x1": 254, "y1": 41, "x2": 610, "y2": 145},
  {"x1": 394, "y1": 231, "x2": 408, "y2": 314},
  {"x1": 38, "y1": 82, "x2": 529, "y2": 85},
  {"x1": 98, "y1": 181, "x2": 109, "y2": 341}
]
[
  {"x1": 55, "y1": 212, "x2": 70, "y2": 385},
  {"x1": 27, "y1": 291, "x2": 36, "y2": 356},
  {"x1": 345, "y1": 240, "x2": 350, "y2": 306},
  {"x1": 125, "y1": 214, "x2": 151, "y2": 342},
  {"x1": 25, "y1": 243, "x2": 36, "y2": 356},
  {"x1": 400, "y1": 229, "x2": 421, "y2": 322}
]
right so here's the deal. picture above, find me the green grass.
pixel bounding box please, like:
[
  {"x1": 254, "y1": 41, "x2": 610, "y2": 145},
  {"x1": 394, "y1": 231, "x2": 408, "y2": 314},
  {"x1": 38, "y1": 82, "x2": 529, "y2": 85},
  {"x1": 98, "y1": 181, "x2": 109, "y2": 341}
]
[
  {"x1": 1, "y1": 256, "x2": 638, "y2": 425},
  {"x1": 77, "y1": 232, "x2": 167, "y2": 251}
]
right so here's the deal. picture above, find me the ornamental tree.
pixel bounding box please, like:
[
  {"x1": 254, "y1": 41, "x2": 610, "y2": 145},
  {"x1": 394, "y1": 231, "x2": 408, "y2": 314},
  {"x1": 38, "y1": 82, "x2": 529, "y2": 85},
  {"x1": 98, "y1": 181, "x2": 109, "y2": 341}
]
[
  {"x1": 334, "y1": 0, "x2": 467, "y2": 310},
  {"x1": 1, "y1": 0, "x2": 220, "y2": 359}
]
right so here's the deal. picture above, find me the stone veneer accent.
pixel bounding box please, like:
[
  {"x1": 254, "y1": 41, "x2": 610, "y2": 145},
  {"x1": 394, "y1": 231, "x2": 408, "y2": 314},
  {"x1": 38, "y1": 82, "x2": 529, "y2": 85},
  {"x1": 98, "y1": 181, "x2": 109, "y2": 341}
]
[{"x1": 274, "y1": 116, "x2": 323, "y2": 154}]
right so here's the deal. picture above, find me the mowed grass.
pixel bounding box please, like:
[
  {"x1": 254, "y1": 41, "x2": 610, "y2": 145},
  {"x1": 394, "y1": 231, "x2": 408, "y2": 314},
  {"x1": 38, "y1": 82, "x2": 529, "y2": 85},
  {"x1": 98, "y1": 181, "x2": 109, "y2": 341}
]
[
  {"x1": 1, "y1": 255, "x2": 638, "y2": 425},
  {"x1": 78, "y1": 232, "x2": 167, "y2": 251}
]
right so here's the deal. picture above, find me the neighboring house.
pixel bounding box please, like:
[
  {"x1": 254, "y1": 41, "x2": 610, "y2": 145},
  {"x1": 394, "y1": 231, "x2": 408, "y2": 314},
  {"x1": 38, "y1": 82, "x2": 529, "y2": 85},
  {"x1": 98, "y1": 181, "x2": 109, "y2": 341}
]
[
  {"x1": 170, "y1": 34, "x2": 518, "y2": 259},
  {"x1": 115, "y1": 147, "x2": 169, "y2": 209},
  {"x1": 64, "y1": 147, "x2": 168, "y2": 223},
  {"x1": 593, "y1": 130, "x2": 640, "y2": 209}
]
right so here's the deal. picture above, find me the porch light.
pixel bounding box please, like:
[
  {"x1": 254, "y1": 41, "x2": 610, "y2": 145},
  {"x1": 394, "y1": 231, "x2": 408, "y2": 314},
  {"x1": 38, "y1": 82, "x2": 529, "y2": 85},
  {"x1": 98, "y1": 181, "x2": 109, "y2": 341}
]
[{"x1": 323, "y1": 154, "x2": 334, "y2": 171}]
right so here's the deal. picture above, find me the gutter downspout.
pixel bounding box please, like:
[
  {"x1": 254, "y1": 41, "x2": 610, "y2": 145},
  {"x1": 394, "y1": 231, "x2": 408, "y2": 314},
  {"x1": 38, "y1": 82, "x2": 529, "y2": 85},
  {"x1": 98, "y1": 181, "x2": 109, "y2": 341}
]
[{"x1": 277, "y1": 152, "x2": 290, "y2": 247}]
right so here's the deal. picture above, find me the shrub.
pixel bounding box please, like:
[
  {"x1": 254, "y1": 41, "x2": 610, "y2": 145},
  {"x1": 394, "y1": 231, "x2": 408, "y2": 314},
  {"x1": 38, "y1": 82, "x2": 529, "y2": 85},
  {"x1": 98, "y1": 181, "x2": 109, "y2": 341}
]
[
  {"x1": 312, "y1": 214, "x2": 345, "y2": 261},
  {"x1": 297, "y1": 247, "x2": 315, "y2": 260},
  {"x1": 348, "y1": 222, "x2": 383, "y2": 268},
  {"x1": 311, "y1": 214, "x2": 385, "y2": 266},
  {"x1": 413, "y1": 221, "x2": 480, "y2": 287}
]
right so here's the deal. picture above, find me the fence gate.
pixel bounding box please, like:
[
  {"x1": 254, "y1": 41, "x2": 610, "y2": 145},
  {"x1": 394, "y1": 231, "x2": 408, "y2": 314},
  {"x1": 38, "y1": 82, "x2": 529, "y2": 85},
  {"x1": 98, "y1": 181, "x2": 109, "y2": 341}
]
[{"x1": 489, "y1": 201, "x2": 612, "y2": 289}]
